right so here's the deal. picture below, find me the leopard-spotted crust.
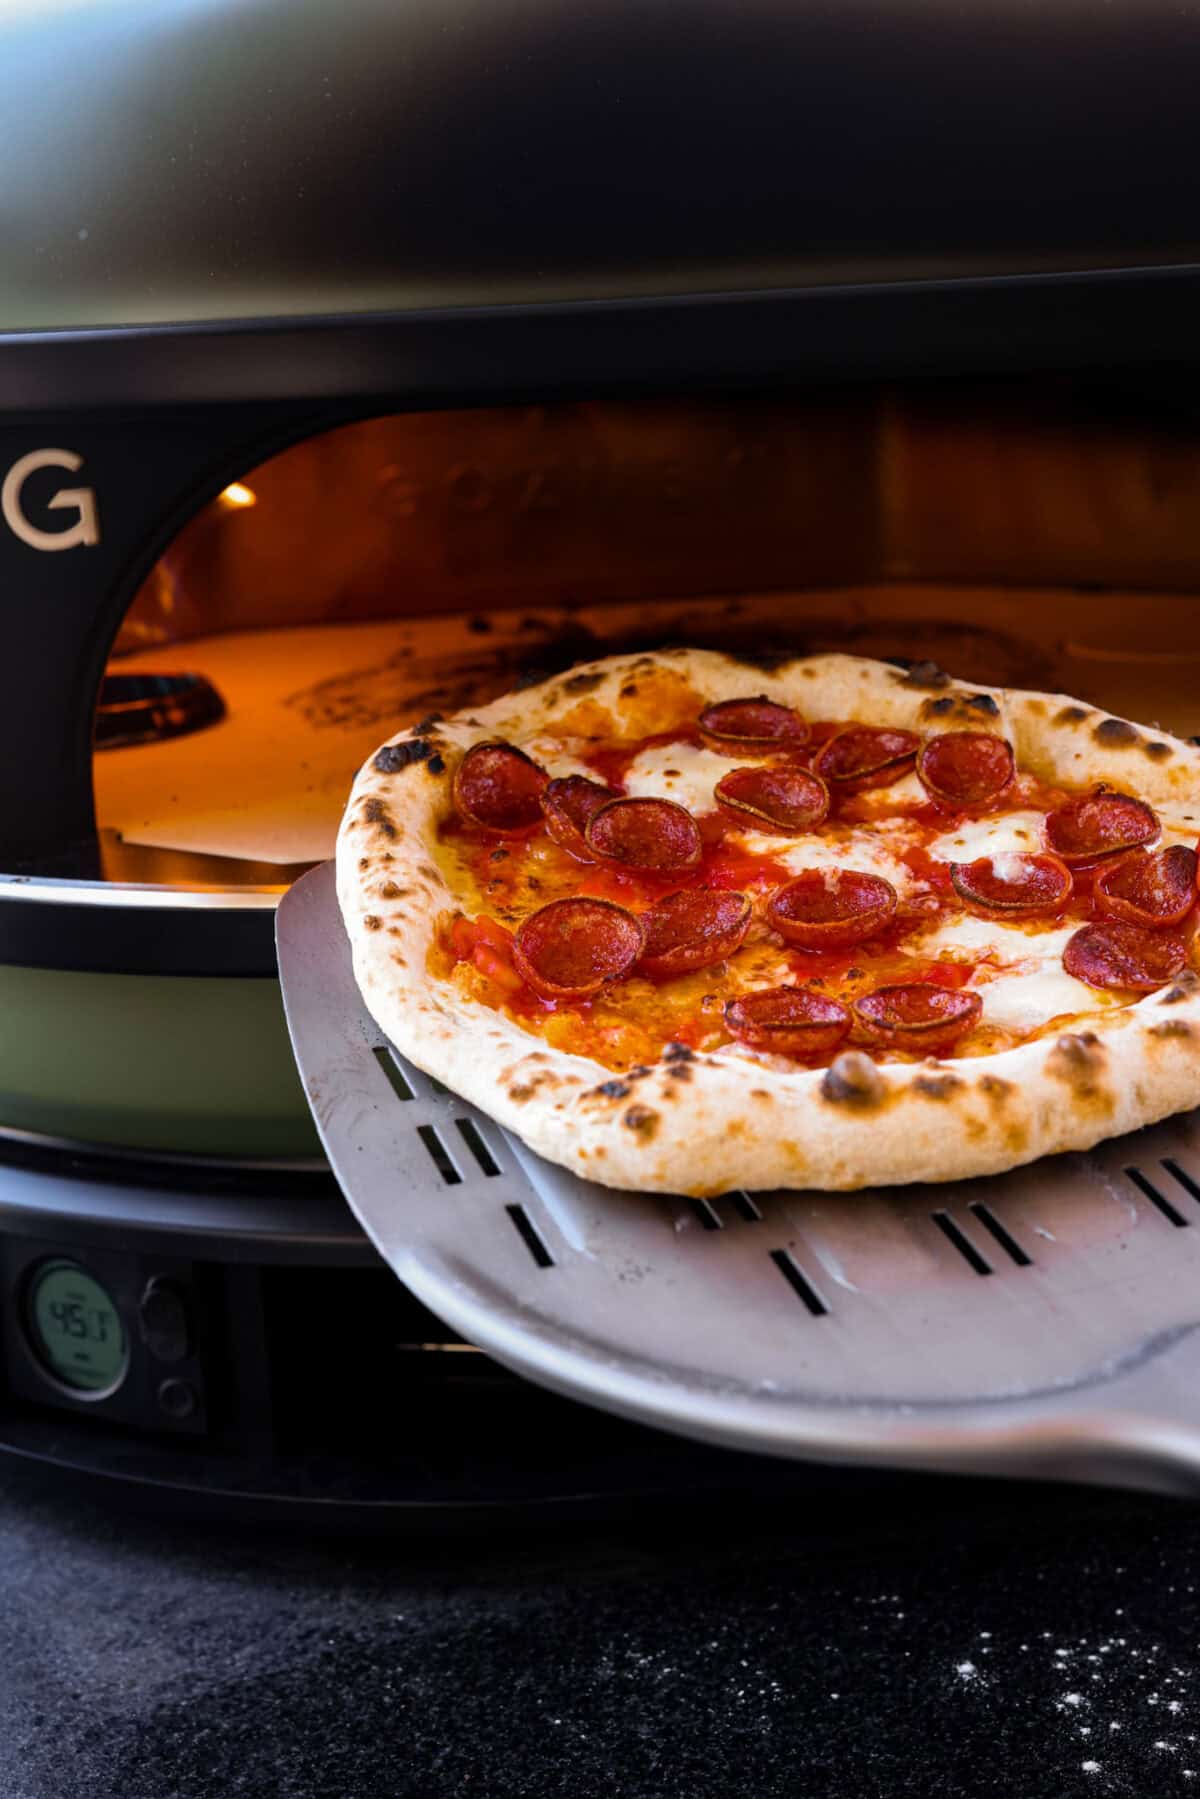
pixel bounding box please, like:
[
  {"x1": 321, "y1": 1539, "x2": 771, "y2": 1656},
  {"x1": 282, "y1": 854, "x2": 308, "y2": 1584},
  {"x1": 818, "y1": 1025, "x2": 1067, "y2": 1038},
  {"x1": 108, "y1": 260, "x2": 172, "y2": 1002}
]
[{"x1": 336, "y1": 649, "x2": 1200, "y2": 1195}]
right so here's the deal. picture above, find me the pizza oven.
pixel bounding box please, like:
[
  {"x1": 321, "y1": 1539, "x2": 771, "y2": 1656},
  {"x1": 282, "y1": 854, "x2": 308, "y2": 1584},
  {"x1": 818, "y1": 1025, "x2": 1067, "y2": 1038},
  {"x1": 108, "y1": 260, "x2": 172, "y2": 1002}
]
[{"x1": 1, "y1": 0, "x2": 1200, "y2": 1516}]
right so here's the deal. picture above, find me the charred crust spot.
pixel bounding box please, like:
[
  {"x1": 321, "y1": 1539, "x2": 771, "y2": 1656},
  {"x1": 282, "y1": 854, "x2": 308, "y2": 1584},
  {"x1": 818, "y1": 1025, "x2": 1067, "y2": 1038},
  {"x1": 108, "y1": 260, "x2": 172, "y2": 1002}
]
[
  {"x1": 1159, "y1": 971, "x2": 1199, "y2": 1004},
  {"x1": 508, "y1": 1084, "x2": 535, "y2": 1103},
  {"x1": 619, "y1": 681, "x2": 640, "y2": 699},
  {"x1": 749, "y1": 1088, "x2": 771, "y2": 1100},
  {"x1": 363, "y1": 914, "x2": 382, "y2": 932},
  {"x1": 1144, "y1": 740, "x2": 1173, "y2": 762},
  {"x1": 426, "y1": 754, "x2": 446, "y2": 775},
  {"x1": 378, "y1": 881, "x2": 406, "y2": 900},
  {"x1": 374, "y1": 739, "x2": 432, "y2": 773},
  {"x1": 726, "y1": 649, "x2": 795, "y2": 672},
  {"x1": 1047, "y1": 1032, "x2": 1111, "y2": 1109},
  {"x1": 362, "y1": 796, "x2": 397, "y2": 839},
  {"x1": 978, "y1": 1074, "x2": 1013, "y2": 1105},
  {"x1": 913, "y1": 1072, "x2": 964, "y2": 1100},
  {"x1": 466, "y1": 615, "x2": 492, "y2": 634},
  {"x1": 1094, "y1": 717, "x2": 1140, "y2": 747},
  {"x1": 663, "y1": 1041, "x2": 695, "y2": 1062},
  {"x1": 563, "y1": 671, "x2": 605, "y2": 694},
  {"x1": 666, "y1": 1064, "x2": 693, "y2": 1081},
  {"x1": 1055, "y1": 705, "x2": 1089, "y2": 727},
  {"x1": 413, "y1": 713, "x2": 443, "y2": 734},
  {"x1": 964, "y1": 693, "x2": 1000, "y2": 716},
  {"x1": 358, "y1": 856, "x2": 371, "y2": 872},
  {"x1": 820, "y1": 1051, "x2": 885, "y2": 1109},
  {"x1": 594, "y1": 1079, "x2": 631, "y2": 1100},
  {"x1": 622, "y1": 1104, "x2": 660, "y2": 1140},
  {"x1": 1150, "y1": 1019, "x2": 1193, "y2": 1039},
  {"x1": 922, "y1": 696, "x2": 956, "y2": 717},
  {"x1": 894, "y1": 659, "x2": 950, "y2": 690},
  {"x1": 418, "y1": 863, "x2": 439, "y2": 882}
]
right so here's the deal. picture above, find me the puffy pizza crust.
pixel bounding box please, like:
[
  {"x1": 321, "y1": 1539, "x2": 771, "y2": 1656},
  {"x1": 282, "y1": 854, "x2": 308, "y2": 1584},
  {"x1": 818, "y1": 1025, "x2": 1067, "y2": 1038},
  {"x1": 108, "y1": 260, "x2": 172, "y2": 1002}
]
[{"x1": 336, "y1": 648, "x2": 1200, "y2": 1195}]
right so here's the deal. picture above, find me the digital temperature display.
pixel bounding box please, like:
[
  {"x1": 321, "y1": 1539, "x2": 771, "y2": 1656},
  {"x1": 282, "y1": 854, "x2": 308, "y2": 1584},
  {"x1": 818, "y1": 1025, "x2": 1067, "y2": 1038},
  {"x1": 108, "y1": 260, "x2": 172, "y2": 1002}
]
[{"x1": 27, "y1": 1260, "x2": 128, "y2": 1394}]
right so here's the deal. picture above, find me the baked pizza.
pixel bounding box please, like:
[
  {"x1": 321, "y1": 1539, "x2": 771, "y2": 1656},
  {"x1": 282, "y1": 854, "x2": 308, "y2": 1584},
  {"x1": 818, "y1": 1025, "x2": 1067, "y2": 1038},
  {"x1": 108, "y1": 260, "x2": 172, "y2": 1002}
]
[{"x1": 337, "y1": 649, "x2": 1200, "y2": 1195}]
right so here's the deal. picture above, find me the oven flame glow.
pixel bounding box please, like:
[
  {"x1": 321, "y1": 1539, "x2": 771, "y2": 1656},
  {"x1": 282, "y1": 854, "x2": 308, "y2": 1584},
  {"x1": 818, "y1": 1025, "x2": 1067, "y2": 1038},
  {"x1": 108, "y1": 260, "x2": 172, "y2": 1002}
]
[{"x1": 220, "y1": 482, "x2": 256, "y2": 508}]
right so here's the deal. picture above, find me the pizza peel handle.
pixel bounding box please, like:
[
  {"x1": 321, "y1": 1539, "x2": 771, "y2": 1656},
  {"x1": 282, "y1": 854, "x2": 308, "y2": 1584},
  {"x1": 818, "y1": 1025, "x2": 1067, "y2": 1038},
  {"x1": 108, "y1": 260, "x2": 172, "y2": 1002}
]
[{"x1": 277, "y1": 863, "x2": 1200, "y2": 1497}]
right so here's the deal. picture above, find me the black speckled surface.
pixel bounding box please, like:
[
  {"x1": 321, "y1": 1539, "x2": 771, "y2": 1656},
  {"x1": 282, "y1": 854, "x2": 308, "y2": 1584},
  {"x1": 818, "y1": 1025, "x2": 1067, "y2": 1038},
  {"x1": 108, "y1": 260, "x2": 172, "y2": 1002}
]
[{"x1": 3, "y1": 1460, "x2": 1200, "y2": 1799}]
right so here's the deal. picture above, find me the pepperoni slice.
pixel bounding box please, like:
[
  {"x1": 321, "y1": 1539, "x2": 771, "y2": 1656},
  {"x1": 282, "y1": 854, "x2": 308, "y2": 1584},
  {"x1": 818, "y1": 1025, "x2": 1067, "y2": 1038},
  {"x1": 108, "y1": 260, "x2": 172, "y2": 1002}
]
[
  {"x1": 852, "y1": 983, "x2": 983, "y2": 1053},
  {"x1": 1094, "y1": 846, "x2": 1198, "y2": 930},
  {"x1": 1044, "y1": 788, "x2": 1160, "y2": 865},
  {"x1": 724, "y1": 986, "x2": 851, "y2": 1057},
  {"x1": 697, "y1": 696, "x2": 810, "y2": 755},
  {"x1": 950, "y1": 851, "x2": 1072, "y2": 915},
  {"x1": 639, "y1": 889, "x2": 752, "y2": 978},
  {"x1": 767, "y1": 869, "x2": 898, "y2": 950},
  {"x1": 811, "y1": 725, "x2": 919, "y2": 791},
  {"x1": 714, "y1": 765, "x2": 830, "y2": 834},
  {"x1": 1063, "y1": 920, "x2": 1188, "y2": 992},
  {"x1": 540, "y1": 775, "x2": 617, "y2": 860},
  {"x1": 511, "y1": 897, "x2": 644, "y2": 1000},
  {"x1": 585, "y1": 796, "x2": 703, "y2": 873},
  {"x1": 916, "y1": 732, "x2": 1014, "y2": 810},
  {"x1": 453, "y1": 741, "x2": 548, "y2": 833}
]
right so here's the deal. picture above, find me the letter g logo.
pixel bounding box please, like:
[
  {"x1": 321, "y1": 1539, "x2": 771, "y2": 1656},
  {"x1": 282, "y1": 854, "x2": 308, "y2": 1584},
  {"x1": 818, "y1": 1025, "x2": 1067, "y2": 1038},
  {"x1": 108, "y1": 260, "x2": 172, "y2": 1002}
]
[{"x1": 2, "y1": 449, "x2": 100, "y2": 551}]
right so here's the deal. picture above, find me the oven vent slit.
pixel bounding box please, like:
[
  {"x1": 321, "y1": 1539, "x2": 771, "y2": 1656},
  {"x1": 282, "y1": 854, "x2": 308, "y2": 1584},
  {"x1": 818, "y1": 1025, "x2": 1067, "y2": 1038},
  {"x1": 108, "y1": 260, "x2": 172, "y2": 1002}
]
[
  {"x1": 505, "y1": 1204, "x2": 555, "y2": 1269},
  {"x1": 1161, "y1": 1158, "x2": 1200, "y2": 1205},
  {"x1": 725, "y1": 1190, "x2": 763, "y2": 1223},
  {"x1": 1125, "y1": 1166, "x2": 1189, "y2": 1228},
  {"x1": 371, "y1": 1045, "x2": 415, "y2": 1102},
  {"x1": 416, "y1": 1124, "x2": 462, "y2": 1186},
  {"x1": 689, "y1": 1198, "x2": 724, "y2": 1232},
  {"x1": 768, "y1": 1249, "x2": 828, "y2": 1317},
  {"x1": 454, "y1": 1117, "x2": 501, "y2": 1178},
  {"x1": 931, "y1": 1212, "x2": 992, "y2": 1276},
  {"x1": 968, "y1": 1202, "x2": 1032, "y2": 1267}
]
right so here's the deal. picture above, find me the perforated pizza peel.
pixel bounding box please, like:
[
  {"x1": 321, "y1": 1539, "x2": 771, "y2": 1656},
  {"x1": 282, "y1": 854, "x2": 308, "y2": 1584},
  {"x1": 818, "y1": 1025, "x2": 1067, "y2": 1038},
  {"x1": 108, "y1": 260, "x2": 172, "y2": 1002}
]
[{"x1": 278, "y1": 862, "x2": 1200, "y2": 1496}]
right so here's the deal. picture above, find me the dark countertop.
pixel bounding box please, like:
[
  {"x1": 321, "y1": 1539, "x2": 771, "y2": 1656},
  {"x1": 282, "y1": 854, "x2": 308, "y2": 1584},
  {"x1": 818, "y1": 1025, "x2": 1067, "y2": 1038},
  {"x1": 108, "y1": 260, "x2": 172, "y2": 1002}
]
[{"x1": 2, "y1": 1458, "x2": 1199, "y2": 1799}]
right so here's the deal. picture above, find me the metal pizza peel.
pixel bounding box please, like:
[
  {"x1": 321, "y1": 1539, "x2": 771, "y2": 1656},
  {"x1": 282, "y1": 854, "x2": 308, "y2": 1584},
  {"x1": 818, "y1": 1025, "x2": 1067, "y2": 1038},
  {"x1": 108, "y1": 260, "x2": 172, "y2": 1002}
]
[{"x1": 278, "y1": 861, "x2": 1200, "y2": 1495}]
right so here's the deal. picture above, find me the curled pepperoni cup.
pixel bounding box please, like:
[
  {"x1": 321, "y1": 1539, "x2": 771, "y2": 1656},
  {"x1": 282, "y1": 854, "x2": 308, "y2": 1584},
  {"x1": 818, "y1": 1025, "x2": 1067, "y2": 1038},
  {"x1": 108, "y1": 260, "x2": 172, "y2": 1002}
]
[
  {"x1": 696, "y1": 696, "x2": 810, "y2": 755},
  {"x1": 766, "y1": 868, "x2": 898, "y2": 951},
  {"x1": 1094, "y1": 846, "x2": 1198, "y2": 931},
  {"x1": 724, "y1": 986, "x2": 851, "y2": 1058},
  {"x1": 511, "y1": 898, "x2": 644, "y2": 1001},
  {"x1": 540, "y1": 775, "x2": 617, "y2": 860},
  {"x1": 950, "y1": 851, "x2": 1072, "y2": 915},
  {"x1": 852, "y1": 983, "x2": 983, "y2": 1054},
  {"x1": 453, "y1": 741, "x2": 548, "y2": 833},
  {"x1": 639, "y1": 888, "x2": 752, "y2": 978},
  {"x1": 1063, "y1": 920, "x2": 1188, "y2": 992},
  {"x1": 585, "y1": 796, "x2": 703, "y2": 873},
  {"x1": 916, "y1": 732, "x2": 1014, "y2": 810},
  {"x1": 714, "y1": 764, "x2": 830, "y2": 834},
  {"x1": 1044, "y1": 788, "x2": 1160, "y2": 865},
  {"x1": 811, "y1": 725, "x2": 919, "y2": 791}
]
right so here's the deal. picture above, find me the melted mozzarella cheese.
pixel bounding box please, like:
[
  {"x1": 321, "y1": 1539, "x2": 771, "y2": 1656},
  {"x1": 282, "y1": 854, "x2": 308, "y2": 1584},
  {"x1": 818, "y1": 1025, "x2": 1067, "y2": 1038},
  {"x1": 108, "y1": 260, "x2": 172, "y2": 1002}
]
[
  {"x1": 622, "y1": 741, "x2": 753, "y2": 813},
  {"x1": 928, "y1": 811, "x2": 1046, "y2": 862},
  {"x1": 971, "y1": 966, "x2": 1105, "y2": 1032},
  {"x1": 908, "y1": 912, "x2": 1114, "y2": 1034},
  {"x1": 911, "y1": 913, "x2": 1077, "y2": 963},
  {"x1": 846, "y1": 770, "x2": 925, "y2": 813},
  {"x1": 524, "y1": 736, "x2": 601, "y2": 782},
  {"x1": 737, "y1": 824, "x2": 921, "y2": 896},
  {"x1": 1159, "y1": 809, "x2": 1200, "y2": 850}
]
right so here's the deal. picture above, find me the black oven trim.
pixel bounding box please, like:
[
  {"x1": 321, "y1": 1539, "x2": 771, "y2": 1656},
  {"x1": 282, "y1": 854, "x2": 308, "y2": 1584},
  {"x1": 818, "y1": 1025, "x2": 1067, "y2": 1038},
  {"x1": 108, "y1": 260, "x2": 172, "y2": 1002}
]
[{"x1": 2, "y1": 266, "x2": 1199, "y2": 412}]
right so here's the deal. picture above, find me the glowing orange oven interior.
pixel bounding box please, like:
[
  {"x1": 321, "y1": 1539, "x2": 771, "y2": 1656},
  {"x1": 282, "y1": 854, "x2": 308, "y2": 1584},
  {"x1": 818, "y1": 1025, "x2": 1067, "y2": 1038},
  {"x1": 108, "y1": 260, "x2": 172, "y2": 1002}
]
[{"x1": 95, "y1": 382, "x2": 1200, "y2": 891}]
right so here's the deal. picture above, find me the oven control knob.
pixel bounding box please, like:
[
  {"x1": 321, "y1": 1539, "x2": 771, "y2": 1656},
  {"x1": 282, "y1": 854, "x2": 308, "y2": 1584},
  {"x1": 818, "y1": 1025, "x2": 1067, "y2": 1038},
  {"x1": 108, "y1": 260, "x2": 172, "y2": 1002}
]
[
  {"x1": 138, "y1": 1279, "x2": 191, "y2": 1364},
  {"x1": 156, "y1": 1377, "x2": 197, "y2": 1421}
]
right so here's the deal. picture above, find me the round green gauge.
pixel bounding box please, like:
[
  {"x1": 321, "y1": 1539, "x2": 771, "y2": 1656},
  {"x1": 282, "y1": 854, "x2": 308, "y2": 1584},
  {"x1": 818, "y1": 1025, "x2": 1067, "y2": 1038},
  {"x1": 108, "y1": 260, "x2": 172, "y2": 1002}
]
[{"x1": 26, "y1": 1260, "x2": 129, "y2": 1395}]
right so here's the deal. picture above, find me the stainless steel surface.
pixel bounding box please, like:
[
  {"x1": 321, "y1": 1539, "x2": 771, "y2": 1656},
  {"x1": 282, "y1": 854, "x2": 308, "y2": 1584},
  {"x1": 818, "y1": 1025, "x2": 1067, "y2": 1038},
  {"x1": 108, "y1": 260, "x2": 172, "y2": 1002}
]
[{"x1": 279, "y1": 861, "x2": 1200, "y2": 1495}]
